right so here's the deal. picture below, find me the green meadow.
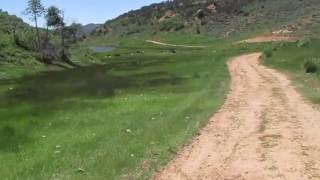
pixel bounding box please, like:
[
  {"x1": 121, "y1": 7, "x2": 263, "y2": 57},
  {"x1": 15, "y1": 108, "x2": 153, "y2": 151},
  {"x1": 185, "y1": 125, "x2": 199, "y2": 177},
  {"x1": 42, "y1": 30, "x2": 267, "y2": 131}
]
[{"x1": 0, "y1": 37, "x2": 233, "y2": 179}]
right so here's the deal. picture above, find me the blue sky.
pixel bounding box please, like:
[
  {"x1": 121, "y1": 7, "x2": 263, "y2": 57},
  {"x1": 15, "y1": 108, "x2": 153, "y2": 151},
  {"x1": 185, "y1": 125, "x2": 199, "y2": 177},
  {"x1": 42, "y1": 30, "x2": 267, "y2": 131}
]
[{"x1": 0, "y1": 0, "x2": 164, "y2": 26}]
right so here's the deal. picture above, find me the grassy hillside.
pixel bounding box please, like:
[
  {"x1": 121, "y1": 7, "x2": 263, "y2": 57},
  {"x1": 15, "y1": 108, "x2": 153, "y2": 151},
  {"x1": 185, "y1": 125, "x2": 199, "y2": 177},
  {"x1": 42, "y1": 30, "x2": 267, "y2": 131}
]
[
  {"x1": 95, "y1": 0, "x2": 320, "y2": 38},
  {"x1": 0, "y1": 10, "x2": 45, "y2": 80}
]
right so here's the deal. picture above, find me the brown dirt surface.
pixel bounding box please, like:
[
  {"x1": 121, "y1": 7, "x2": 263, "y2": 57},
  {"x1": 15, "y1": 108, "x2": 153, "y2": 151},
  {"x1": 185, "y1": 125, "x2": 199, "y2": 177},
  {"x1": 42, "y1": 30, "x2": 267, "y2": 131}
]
[
  {"x1": 239, "y1": 34, "x2": 298, "y2": 43},
  {"x1": 154, "y1": 53, "x2": 320, "y2": 180},
  {"x1": 145, "y1": 40, "x2": 206, "y2": 48}
]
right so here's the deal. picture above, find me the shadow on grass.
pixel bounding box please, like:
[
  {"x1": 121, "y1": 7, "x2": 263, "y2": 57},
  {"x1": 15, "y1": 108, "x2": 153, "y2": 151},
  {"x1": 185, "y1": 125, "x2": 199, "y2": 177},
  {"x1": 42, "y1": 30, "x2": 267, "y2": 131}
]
[
  {"x1": 3, "y1": 57, "x2": 181, "y2": 102},
  {"x1": 0, "y1": 123, "x2": 31, "y2": 152}
]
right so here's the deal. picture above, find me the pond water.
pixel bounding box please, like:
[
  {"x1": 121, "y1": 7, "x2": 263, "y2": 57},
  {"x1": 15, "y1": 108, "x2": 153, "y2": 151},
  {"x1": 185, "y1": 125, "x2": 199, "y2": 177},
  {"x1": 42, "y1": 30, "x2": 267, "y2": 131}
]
[{"x1": 90, "y1": 46, "x2": 114, "y2": 53}]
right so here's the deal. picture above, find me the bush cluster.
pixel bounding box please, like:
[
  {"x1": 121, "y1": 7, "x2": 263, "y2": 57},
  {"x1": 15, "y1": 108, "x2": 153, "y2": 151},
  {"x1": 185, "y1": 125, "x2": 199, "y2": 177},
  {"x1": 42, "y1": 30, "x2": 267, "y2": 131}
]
[{"x1": 304, "y1": 57, "x2": 320, "y2": 74}]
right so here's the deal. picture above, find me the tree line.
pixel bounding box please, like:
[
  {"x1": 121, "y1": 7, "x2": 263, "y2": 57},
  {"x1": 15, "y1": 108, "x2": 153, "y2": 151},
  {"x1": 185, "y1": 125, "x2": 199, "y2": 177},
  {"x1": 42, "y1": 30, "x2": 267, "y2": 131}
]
[{"x1": 25, "y1": 0, "x2": 83, "y2": 65}]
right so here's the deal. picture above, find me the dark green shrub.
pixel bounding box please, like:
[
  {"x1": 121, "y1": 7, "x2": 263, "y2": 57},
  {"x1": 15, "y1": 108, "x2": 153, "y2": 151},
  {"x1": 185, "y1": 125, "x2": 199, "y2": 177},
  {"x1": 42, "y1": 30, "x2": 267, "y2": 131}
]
[
  {"x1": 264, "y1": 49, "x2": 273, "y2": 58},
  {"x1": 297, "y1": 38, "x2": 311, "y2": 48},
  {"x1": 14, "y1": 30, "x2": 36, "y2": 50},
  {"x1": 193, "y1": 72, "x2": 201, "y2": 79},
  {"x1": 243, "y1": 12, "x2": 250, "y2": 16},
  {"x1": 304, "y1": 58, "x2": 320, "y2": 74},
  {"x1": 159, "y1": 17, "x2": 185, "y2": 32},
  {"x1": 0, "y1": 41, "x2": 5, "y2": 50}
]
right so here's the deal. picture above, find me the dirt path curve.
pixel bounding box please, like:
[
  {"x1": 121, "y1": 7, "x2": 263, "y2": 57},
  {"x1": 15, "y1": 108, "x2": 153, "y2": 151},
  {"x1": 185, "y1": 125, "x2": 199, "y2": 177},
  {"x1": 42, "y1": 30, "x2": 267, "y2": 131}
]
[
  {"x1": 238, "y1": 34, "x2": 297, "y2": 43},
  {"x1": 145, "y1": 40, "x2": 206, "y2": 48},
  {"x1": 155, "y1": 53, "x2": 320, "y2": 180}
]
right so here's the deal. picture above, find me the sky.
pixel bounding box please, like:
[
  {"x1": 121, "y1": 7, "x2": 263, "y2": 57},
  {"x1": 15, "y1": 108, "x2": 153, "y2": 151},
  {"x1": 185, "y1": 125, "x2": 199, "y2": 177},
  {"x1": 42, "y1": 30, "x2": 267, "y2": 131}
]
[{"x1": 0, "y1": 0, "x2": 164, "y2": 26}]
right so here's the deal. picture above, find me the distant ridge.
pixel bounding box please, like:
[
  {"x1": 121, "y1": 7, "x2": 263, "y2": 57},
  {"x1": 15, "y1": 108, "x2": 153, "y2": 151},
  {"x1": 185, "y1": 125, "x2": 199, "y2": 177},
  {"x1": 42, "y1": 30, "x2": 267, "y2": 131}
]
[{"x1": 93, "y1": 0, "x2": 320, "y2": 38}]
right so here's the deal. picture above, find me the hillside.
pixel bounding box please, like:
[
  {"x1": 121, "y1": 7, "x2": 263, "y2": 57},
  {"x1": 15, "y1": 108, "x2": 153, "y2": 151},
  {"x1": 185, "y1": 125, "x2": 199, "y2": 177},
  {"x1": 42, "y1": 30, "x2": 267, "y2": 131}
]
[
  {"x1": 95, "y1": 0, "x2": 320, "y2": 38},
  {"x1": 0, "y1": 10, "x2": 37, "y2": 65},
  {"x1": 0, "y1": 10, "x2": 44, "y2": 79},
  {"x1": 0, "y1": 9, "x2": 94, "y2": 79},
  {"x1": 81, "y1": 23, "x2": 101, "y2": 35}
]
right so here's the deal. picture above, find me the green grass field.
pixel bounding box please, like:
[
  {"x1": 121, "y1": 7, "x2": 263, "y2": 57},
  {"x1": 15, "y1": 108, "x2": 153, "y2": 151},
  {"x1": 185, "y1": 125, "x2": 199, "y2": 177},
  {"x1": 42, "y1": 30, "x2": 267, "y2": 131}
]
[{"x1": 0, "y1": 38, "x2": 238, "y2": 179}]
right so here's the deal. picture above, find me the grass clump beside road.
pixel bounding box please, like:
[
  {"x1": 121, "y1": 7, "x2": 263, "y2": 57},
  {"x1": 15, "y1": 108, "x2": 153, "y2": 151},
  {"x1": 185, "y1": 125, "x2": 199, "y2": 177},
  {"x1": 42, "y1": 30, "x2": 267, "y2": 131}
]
[
  {"x1": 0, "y1": 38, "x2": 232, "y2": 179},
  {"x1": 263, "y1": 39, "x2": 320, "y2": 103}
]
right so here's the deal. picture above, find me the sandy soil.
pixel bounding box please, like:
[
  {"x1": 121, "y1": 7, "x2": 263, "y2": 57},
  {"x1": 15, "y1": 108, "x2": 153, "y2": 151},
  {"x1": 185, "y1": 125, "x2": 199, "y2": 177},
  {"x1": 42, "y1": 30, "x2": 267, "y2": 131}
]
[
  {"x1": 145, "y1": 40, "x2": 206, "y2": 48},
  {"x1": 154, "y1": 53, "x2": 320, "y2": 180},
  {"x1": 239, "y1": 35, "x2": 297, "y2": 43}
]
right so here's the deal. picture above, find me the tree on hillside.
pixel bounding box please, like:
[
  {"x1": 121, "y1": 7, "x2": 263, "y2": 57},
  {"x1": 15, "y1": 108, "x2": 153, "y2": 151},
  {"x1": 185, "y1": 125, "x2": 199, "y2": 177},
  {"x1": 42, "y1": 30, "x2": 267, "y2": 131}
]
[
  {"x1": 44, "y1": 6, "x2": 64, "y2": 63},
  {"x1": 45, "y1": 6, "x2": 63, "y2": 29},
  {"x1": 45, "y1": 6, "x2": 77, "y2": 66},
  {"x1": 9, "y1": 20, "x2": 23, "y2": 46},
  {"x1": 66, "y1": 23, "x2": 82, "y2": 43},
  {"x1": 25, "y1": 0, "x2": 45, "y2": 50},
  {"x1": 2, "y1": 14, "x2": 20, "y2": 41},
  {"x1": 45, "y1": 6, "x2": 61, "y2": 40},
  {"x1": 45, "y1": 7, "x2": 65, "y2": 54}
]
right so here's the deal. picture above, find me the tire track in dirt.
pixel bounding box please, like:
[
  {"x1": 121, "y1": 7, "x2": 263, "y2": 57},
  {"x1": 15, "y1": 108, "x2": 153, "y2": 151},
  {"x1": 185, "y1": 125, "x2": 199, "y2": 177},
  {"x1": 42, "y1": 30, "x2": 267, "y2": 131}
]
[{"x1": 154, "y1": 53, "x2": 320, "y2": 180}]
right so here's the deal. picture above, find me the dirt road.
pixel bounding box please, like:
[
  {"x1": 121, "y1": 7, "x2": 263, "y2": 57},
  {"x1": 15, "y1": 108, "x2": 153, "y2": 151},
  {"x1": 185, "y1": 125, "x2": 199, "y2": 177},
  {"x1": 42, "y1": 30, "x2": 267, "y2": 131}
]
[
  {"x1": 239, "y1": 35, "x2": 297, "y2": 43},
  {"x1": 145, "y1": 40, "x2": 206, "y2": 48},
  {"x1": 155, "y1": 53, "x2": 320, "y2": 180}
]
